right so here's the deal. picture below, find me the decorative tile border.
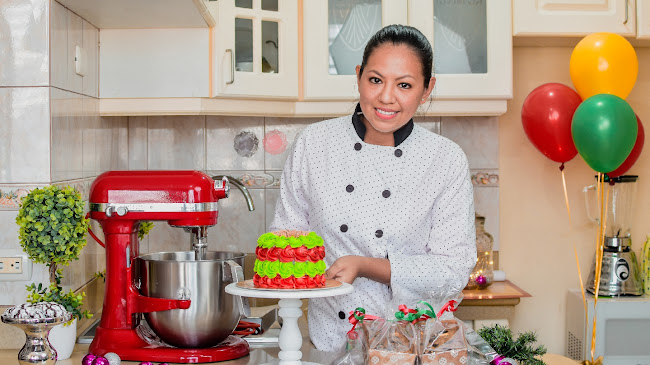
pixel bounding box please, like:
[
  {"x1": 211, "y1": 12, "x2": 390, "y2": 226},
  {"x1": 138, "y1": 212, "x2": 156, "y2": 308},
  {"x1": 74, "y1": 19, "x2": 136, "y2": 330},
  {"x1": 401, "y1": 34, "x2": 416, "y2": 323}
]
[
  {"x1": 0, "y1": 177, "x2": 95, "y2": 211},
  {"x1": 0, "y1": 185, "x2": 47, "y2": 210},
  {"x1": 470, "y1": 169, "x2": 499, "y2": 187}
]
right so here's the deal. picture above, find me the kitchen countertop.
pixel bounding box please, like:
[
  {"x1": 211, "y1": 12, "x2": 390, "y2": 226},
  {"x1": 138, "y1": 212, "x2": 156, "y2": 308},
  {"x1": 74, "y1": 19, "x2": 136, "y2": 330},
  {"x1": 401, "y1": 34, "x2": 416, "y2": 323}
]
[{"x1": 0, "y1": 281, "x2": 531, "y2": 364}]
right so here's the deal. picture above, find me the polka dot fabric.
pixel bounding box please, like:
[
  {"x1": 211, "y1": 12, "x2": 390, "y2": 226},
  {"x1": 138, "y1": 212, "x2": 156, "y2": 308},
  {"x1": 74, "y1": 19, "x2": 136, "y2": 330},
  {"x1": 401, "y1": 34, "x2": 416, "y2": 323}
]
[{"x1": 270, "y1": 115, "x2": 476, "y2": 352}]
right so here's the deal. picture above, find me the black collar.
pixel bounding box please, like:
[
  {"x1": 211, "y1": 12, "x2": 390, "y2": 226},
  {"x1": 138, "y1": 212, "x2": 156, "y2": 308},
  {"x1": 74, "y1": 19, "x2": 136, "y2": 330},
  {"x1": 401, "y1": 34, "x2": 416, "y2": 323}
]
[{"x1": 351, "y1": 103, "x2": 413, "y2": 147}]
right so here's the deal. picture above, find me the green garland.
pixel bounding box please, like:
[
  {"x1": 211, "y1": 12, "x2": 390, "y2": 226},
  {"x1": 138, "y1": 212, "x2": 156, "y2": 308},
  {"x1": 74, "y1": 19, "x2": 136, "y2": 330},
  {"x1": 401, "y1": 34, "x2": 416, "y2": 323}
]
[{"x1": 477, "y1": 324, "x2": 547, "y2": 365}]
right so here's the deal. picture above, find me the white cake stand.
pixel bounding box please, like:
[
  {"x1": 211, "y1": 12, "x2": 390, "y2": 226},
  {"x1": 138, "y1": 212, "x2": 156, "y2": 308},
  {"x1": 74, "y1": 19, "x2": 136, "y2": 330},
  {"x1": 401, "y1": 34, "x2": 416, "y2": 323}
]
[{"x1": 226, "y1": 280, "x2": 353, "y2": 365}]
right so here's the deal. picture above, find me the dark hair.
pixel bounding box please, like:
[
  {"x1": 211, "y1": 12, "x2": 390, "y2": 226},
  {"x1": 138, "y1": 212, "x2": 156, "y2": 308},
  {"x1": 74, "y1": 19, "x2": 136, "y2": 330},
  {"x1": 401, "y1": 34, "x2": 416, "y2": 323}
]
[{"x1": 358, "y1": 24, "x2": 433, "y2": 89}]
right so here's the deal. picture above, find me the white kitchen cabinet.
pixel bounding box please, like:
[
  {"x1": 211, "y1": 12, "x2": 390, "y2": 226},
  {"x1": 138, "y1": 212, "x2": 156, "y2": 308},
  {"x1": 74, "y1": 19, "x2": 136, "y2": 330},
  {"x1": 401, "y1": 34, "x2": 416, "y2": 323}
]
[
  {"x1": 410, "y1": 0, "x2": 512, "y2": 100},
  {"x1": 303, "y1": 0, "x2": 407, "y2": 100},
  {"x1": 211, "y1": 0, "x2": 298, "y2": 98},
  {"x1": 638, "y1": 0, "x2": 650, "y2": 39},
  {"x1": 513, "y1": 0, "x2": 636, "y2": 36},
  {"x1": 303, "y1": 0, "x2": 511, "y2": 103}
]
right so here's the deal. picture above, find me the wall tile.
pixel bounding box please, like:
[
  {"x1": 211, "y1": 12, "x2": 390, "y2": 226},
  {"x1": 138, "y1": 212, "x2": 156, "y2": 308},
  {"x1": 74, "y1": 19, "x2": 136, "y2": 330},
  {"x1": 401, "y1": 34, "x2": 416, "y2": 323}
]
[
  {"x1": 147, "y1": 116, "x2": 206, "y2": 170},
  {"x1": 51, "y1": 88, "x2": 83, "y2": 181},
  {"x1": 473, "y1": 186, "x2": 499, "y2": 251},
  {"x1": 0, "y1": 185, "x2": 44, "y2": 211},
  {"x1": 263, "y1": 117, "x2": 321, "y2": 170},
  {"x1": 206, "y1": 116, "x2": 264, "y2": 171},
  {"x1": 81, "y1": 20, "x2": 98, "y2": 98},
  {"x1": 208, "y1": 189, "x2": 265, "y2": 254},
  {"x1": 441, "y1": 116, "x2": 498, "y2": 169},
  {"x1": 414, "y1": 116, "x2": 441, "y2": 135},
  {"x1": 97, "y1": 116, "x2": 129, "y2": 173},
  {"x1": 144, "y1": 222, "x2": 191, "y2": 254},
  {"x1": 0, "y1": 0, "x2": 49, "y2": 87},
  {"x1": 0, "y1": 263, "x2": 49, "y2": 305},
  {"x1": 128, "y1": 117, "x2": 148, "y2": 170},
  {"x1": 67, "y1": 10, "x2": 83, "y2": 94},
  {"x1": 82, "y1": 96, "x2": 99, "y2": 177},
  {"x1": 0, "y1": 210, "x2": 19, "y2": 249},
  {"x1": 50, "y1": 0, "x2": 67, "y2": 90},
  {"x1": 0, "y1": 87, "x2": 50, "y2": 183}
]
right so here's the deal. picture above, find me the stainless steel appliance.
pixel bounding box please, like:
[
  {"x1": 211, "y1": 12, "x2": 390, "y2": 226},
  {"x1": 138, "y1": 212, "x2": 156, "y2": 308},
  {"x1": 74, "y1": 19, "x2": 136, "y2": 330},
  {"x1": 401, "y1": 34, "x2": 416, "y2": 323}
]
[{"x1": 584, "y1": 175, "x2": 643, "y2": 296}]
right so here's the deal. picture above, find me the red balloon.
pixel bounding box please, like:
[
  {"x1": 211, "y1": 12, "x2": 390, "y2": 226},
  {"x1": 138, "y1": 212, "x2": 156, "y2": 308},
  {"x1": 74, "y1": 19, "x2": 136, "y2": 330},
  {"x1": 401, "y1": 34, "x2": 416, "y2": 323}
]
[
  {"x1": 607, "y1": 115, "x2": 645, "y2": 177},
  {"x1": 522, "y1": 83, "x2": 582, "y2": 163}
]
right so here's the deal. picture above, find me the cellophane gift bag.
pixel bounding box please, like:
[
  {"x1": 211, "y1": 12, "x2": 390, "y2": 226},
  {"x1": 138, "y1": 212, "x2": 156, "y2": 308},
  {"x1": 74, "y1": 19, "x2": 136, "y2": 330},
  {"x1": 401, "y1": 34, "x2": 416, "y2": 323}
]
[
  {"x1": 364, "y1": 316, "x2": 418, "y2": 365},
  {"x1": 417, "y1": 288, "x2": 470, "y2": 365},
  {"x1": 330, "y1": 308, "x2": 374, "y2": 365}
]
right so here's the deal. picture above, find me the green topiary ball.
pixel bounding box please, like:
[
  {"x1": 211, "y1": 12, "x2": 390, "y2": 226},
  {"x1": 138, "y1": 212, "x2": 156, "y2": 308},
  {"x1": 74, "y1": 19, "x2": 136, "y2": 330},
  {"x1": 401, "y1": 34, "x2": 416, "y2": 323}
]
[{"x1": 16, "y1": 185, "x2": 89, "y2": 266}]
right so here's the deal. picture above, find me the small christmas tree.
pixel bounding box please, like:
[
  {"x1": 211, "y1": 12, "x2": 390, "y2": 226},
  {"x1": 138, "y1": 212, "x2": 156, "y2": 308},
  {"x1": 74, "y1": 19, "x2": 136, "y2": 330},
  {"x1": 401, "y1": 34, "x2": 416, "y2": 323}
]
[{"x1": 478, "y1": 324, "x2": 547, "y2": 365}]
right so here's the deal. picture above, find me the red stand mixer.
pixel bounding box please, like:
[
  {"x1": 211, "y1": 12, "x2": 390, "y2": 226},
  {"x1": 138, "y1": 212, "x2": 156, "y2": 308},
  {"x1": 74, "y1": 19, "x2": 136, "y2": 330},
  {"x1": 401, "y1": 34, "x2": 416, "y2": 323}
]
[{"x1": 87, "y1": 170, "x2": 250, "y2": 363}]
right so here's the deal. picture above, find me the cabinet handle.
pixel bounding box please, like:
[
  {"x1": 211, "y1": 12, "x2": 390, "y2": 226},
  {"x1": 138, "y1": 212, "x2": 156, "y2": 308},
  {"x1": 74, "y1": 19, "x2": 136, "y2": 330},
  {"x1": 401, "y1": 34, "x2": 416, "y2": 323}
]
[
  {"x1": 226, "y1": 49, "x2": 234, "y2": 85},
  {"x1": 624, "y1": 0, "x2": 629, "y2": 25}
]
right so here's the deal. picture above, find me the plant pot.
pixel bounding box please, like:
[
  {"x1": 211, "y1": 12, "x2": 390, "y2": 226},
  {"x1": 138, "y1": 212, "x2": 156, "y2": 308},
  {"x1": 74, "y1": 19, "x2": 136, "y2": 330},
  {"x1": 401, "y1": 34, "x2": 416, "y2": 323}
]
[{"x1": 48, "y1": 317, "x2": 77, "y2": 360}]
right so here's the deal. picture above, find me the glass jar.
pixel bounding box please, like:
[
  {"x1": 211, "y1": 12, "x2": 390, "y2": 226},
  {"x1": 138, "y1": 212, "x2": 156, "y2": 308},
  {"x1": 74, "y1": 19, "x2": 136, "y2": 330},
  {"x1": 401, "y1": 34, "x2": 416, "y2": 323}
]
[{"x1": 466, "y1": 213, "x2": 494, "y2": 290}]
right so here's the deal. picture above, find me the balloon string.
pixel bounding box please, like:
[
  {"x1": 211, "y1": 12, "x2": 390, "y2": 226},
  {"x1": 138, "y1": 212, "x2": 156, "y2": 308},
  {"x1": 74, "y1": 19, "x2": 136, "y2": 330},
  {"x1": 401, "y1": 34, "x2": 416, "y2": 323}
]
[
  {"x1": 574, "y1": 245, "x2": 588, "y2": 350},
  {"x1": 560, "y1": 165, "x2": 572, "y2": 225}
]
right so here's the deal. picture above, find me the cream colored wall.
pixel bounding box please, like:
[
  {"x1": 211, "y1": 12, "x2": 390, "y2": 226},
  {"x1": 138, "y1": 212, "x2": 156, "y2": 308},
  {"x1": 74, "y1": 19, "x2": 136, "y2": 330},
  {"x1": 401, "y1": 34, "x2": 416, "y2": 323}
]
[{"x1": 501, "y1": 46, "x2": 650, "y2": 354}]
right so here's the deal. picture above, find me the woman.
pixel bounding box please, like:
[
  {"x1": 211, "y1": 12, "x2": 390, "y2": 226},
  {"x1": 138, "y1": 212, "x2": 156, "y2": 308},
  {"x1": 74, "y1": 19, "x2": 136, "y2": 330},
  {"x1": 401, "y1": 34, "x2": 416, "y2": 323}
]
[{"x1": 270, "y1": 24, "x2": 476, "y2": 352}]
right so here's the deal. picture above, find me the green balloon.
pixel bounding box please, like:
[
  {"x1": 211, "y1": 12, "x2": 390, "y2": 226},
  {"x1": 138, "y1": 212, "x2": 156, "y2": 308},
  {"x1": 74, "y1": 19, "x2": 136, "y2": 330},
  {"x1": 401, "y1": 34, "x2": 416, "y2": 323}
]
[{"x1": 571, "y1": 94, "x2": 637, "y2": 173}]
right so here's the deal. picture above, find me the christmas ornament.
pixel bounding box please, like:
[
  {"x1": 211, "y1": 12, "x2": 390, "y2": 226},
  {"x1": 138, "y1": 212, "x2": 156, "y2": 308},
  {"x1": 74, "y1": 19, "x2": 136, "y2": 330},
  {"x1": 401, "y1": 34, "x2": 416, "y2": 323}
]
[
  {"x1": 104, "y1": 352, "x2": 121, "y2": 365},
  {"x1": 82, "y1": 353, "x2": 96, "y2": 365},
  {"x1": 92, "y1": 356, "x2": 110, "y2": 365}
]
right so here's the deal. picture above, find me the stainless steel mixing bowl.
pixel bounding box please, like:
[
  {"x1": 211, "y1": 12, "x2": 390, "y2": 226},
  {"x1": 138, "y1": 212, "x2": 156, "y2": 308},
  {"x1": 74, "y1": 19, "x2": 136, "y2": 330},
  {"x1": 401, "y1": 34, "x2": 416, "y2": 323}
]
[{"x1": 135, "y1": 251, "x2": 246, "y2": 348}]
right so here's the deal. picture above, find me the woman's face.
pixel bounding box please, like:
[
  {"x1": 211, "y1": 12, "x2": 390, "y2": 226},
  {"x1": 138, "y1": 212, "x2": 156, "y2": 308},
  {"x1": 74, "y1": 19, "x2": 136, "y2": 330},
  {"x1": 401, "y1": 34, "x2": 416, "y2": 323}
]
[{"x1": 356, "y1": 43, "x2": 435, "y2": 137}]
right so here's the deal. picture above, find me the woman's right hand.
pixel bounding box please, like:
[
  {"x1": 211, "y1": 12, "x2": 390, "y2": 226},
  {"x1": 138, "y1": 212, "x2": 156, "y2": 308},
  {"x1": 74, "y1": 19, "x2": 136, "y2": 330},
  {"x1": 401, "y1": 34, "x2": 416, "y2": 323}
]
[{"x1": 326, "y1": 255, "x2": 391, "y2": 285}]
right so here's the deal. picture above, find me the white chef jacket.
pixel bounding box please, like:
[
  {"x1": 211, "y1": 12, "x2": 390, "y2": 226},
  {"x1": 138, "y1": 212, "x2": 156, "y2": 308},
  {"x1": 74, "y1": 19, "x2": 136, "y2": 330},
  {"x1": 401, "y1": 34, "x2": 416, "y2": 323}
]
[{"x1": 270, "y1": 110, "x2": 476, "y2": 352}]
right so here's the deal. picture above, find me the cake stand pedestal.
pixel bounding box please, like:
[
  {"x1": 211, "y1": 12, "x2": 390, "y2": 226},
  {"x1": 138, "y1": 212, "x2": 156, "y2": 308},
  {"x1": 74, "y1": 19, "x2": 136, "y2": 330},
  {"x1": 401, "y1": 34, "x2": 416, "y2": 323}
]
[{"x1": 226, "y1": 280, "x2": 353, "y2": 365}]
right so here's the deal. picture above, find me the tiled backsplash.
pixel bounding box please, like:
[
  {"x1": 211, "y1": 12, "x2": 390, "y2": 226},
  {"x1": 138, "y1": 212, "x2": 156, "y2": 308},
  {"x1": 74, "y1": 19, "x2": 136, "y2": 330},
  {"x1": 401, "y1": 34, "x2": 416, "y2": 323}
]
[
  {"x1": 0, "y1": 112, "x2": 499, "y2": 306},
  {"x1": 128, "y1": 114, "x2": 500, "y2": 258}
]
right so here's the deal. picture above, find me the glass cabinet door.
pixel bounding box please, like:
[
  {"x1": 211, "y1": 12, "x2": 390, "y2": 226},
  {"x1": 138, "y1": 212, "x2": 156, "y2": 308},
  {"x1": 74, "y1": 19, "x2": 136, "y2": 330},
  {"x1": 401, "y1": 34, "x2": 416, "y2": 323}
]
[
  {"x1": 214, "y1": 0, "x2": 297, "y2": 98},
  {"x1": 303, "y1": 0, "x2": 407, "y2": 99},
  {"x1": 409, "y1": 0, "x2": 512, "y2": 100}
]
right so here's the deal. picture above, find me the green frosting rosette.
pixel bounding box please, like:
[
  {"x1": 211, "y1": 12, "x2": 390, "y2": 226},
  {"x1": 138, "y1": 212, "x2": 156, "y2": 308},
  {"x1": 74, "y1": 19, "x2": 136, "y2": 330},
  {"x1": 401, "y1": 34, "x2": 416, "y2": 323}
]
[
  {"x1": 303, "y1": 232, "x2": 325, "y2": 248},
  {"x1": 287, "y1": 236, "x2": 302, "y2": 248},
  {"x1": 278, "y1": 262, "x2": 294, "y2": 279},
  {"x1": 256, "y1": 260, "x2": 280, "y2": 278},
  {"x1": 257, "y1": 232, "x2": 279, "y2": 249},
  {"x1": 293, "y1": 262, "x2": 307, "y2": 278},
  {"x1": 305, "y1": 261, "x2": 326, "y2": 277}
]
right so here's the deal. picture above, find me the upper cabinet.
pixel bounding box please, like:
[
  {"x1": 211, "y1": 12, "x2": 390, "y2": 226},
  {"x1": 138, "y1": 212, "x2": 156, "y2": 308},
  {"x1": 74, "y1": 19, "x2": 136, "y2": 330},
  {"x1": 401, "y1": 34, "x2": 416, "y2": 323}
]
[
  {"x1": 303, "y1": 0, "x2": 512, "y2": 104},
  {"x1": 211, "y1": 0, "x2": 298, "y2": 98},
  {"x1": 513, "y1": 0, "x2": 636, "y2": 37},
  {"x1": 303, "y1": 0, "x2": 407, "y2": 99},
  {"x1": 56, "y1": 0, "x2": 215, "y2": 28},
  {"x1": 410, "y1": 0, "x2": 512, "y2": 100}
]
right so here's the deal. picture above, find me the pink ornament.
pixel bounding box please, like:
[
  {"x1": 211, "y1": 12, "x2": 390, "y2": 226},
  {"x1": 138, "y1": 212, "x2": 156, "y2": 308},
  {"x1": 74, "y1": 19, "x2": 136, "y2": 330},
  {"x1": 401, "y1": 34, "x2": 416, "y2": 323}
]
[
  {"x1": 92, "y1": 356, "x2": 110, "y2": 365},
  {"x1": 475, "y1": 275, "x2": 487, "y2": 286},
  {"x1": 139, "y1": 362, "x2": 155, "y2": 365},
  {"x1": 263, "y1": 129, "x2": 288, "y2": 155},
  {"x1": 82, "y1": 353, "x2": 96, "y2": 365}
]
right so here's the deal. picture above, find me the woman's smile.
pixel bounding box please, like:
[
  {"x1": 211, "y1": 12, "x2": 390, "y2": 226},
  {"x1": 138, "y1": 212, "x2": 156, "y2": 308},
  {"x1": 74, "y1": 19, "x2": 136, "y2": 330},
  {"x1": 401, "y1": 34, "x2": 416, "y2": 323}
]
[{"x1": 375, "y1": 107, "x2": 398, "y2": 120}]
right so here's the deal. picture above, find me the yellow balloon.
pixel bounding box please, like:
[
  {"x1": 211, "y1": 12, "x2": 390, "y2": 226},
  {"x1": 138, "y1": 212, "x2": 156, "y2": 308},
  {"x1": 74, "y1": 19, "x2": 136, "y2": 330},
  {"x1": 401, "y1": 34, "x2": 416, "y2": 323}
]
[{"x1": 570, "y1": 32, "x2": 638, "y2": 100}]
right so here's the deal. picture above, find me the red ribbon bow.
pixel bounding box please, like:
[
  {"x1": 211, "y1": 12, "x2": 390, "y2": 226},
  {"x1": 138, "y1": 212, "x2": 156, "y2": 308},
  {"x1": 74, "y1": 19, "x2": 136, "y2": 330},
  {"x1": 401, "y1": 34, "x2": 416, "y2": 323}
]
[
  {"x1": 436, "y1": 300, "x2": 458, "y2": 318},
  {"x1": 346, "y1": 308, "x2": 378, "y2": 338}
]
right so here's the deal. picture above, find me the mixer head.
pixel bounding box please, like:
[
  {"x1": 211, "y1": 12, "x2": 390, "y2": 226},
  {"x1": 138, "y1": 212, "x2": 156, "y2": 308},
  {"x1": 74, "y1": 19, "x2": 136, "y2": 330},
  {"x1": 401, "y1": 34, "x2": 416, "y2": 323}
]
[{"x1": 89, "y1": 170, "x2": 228, "y2": 227}]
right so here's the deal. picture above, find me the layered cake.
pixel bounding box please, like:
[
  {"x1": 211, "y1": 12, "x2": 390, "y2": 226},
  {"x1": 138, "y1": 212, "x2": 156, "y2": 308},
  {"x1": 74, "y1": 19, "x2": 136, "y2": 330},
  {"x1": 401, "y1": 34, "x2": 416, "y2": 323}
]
[{"x1": 253, "y1": 230, "x2": 326, "y2": 289}]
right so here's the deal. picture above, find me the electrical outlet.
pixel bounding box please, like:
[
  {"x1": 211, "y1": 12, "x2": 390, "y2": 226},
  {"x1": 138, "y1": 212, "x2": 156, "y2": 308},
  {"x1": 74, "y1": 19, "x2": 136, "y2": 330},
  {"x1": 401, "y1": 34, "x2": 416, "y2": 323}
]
[{"x1": 0, "y1": 257, "x2": 23, "y2": 274}]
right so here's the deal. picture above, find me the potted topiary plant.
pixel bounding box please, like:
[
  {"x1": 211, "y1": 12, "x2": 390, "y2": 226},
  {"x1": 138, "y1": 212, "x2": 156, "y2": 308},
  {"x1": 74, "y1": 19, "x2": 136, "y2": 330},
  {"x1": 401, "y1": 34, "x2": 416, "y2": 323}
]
[{"x1": 16, "y1": 185, "x2": 92, "y2": 359}]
